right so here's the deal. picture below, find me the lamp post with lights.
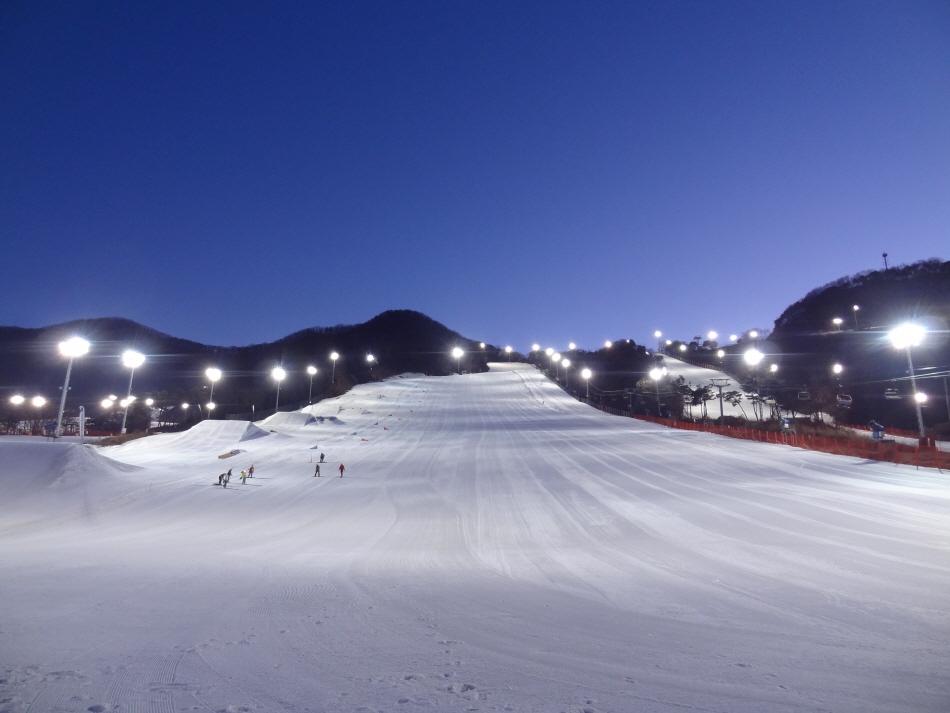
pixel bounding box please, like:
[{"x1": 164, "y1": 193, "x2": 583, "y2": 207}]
[
  {"x1": 505, "y1": 346, "x2": 512, "y2": 361},
  {"x1": 889, "y1": 324, "x2": 928, "y2": 440},
  {"x1": 119, "y1": 350, "x2": 146, "y2": 434},
  {"x1": 452, "y1": 347, "x2": 464, "y2": 374},
  {"x1": 55, "y1": 337, "x2": 90, "y2": 438},
  {"x1": 272, "y1": 367, "x2": 286, "y2": 411},
  {"x1": 330, "y1": 352, "x2": 339, "y2": 383},
  {"x1": 649, "y1": 367, "x2": 666, "y2": 417},
  {"x1": 306, "y1": 366, "x2": 318, "y2": 403},
  {"x1": 582, "y1": 368, "x2": 592, "y2": 399}
]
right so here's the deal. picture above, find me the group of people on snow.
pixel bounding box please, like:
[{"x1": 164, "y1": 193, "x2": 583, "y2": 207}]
[{"x1": 217, "y1": 463, "x2": 254, "y2": 488}]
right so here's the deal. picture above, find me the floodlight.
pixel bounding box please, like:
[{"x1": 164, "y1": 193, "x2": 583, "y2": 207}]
[
  {"x1": 307, "y1": 365, "x2": 317, "y2": 375},
  {"x1": 561, "y1": 358, "x2": 570, "y2": 368},
  {"x1": 272, "y1": 367, "x2": 286, "y2": 381},
  {"x1": 452, "y1": 347, "x2": 464, "y2": 358},
  {"x1": 552, "y1": 353, "x2": 560, "y2": 362},
  {"x1": 59, "y1": 337, "x2": 90, "y2": 358},
  {"x1": 649, "y1": 368, "x2": 663, "y2": 380},
  {"x1": 717, "y1": 349, "x2": 725, "y2": 358},
  {"x1": 207, "y1": 402, "x2": 216, "y2": 410},
  {"x1": 122, "y1": 350, "x2": 145, "y2": 369},
  {"x1": 206, "y1": 367, "x2": 222, "y2": 382},
  {"x1": 832, "y1": 318, "x2": 843, "y2": 325},
  {"x1": 832, "y1": 363, "x2": 843, "y2": 374},
  {"x1": 366, "y1": 354, "x2": 375, "y2": 363},
  {"x1": 101, "y1": 399, "x2": 113, "y2": 408},
  {"x1": 749, "y1": 330, "x2": 758, "y2": 339},
  {"x1": 581, "y1": 368, "x2": 592, "y2": 379},
  {"x1": 545, "y1": 347, "x2": 554, "y2": 356},
  {"x1": 604, "y1": 341, "x2": 612, "y2": 348},
  {"x1": 770, "y1": 363, "x2": 778, "y2": 373},
  {"x1": 654, "y1": 331, "x2": 662, "y2": 338},
  {"x1": 330, "y1": 352, "x2": 339, "y2": 361},
  {"x1": 145, "y1": 398, "x2": 154, "y2": 406},
  {"x1": 10, "y1": 394, "x2": 24, "y2": 405},
  {"x1": 505, "y1": 346, "x2": 512, "y2": 353},
  {"x1": 31, "y1": 396, "x2": 46, "y2": 407},
  {"x1": 182, "y1": 403, "x2": 189, "y2": 409},
  {"x1": 679, "y1": 344, "x2": 687, "y2": 352},
  {"x1": 708, "y1": 331, "x2": 717, "y2": 340},
  {"x1": 479, "y1": 342, "x2": 485, "y2": 349},
  {"x1": 569, "y1": 342, "x2": 576, "y2": 350},
  {"x1": 729, "y1": 334, "x2": 738, "y2": 341},
  {"x1": 532, "y1": 344, "x2": 540, "y2": 352},
  {"x1": 665, "y1": 340, "x2": 672, "y2": 345},
  {"x1": 889, "y1": 323, "x2": 925, "y2": 350},
  {"x1": 915, "y1": 392, "x2": 928, "y2": 404},
  {"x1": 744, "y1": 349, "x2": 764, "y2": 366}
]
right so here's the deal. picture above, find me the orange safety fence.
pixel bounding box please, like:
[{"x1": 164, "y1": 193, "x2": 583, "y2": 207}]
[{"x1": 631, "y1": 414, "x2": 950, "y2": 470}]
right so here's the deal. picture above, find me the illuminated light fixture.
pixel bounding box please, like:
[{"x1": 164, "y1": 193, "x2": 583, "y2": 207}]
[
  {"x1": 10, "y1": 394, "x2": 25, "y2": 405},
  {"x1": 749, "y1": 330, "x2": 759, "y2": 339},
  {"x1": 532, "y1": 344, "x2": 540, "y2": 352},
  {"x1": 31, "y1": 396, "x2": 47, "y2": 408},
  {"x1": 649, "y1": 368, "x2": 663, "y2": 380},
  {"x1": 545, "y1": 347, "x2": 554, "y2": 356},
  {"x1": 181, "y1": 403, "x2": 189, "y2": 409},
  {"x1": 207, "y1": 402, "x2": 216, "y2": 410},
  {"x1": 306, "y1": 365, "x2": 318, "y2": 404},
  {"x1": 479, "y1": 342, "x2": 485, "y2": 349},
  {"x1": 145, "y1": 398, "x2": 154, "y2": 406},
  {"x1": 832, "y1": 363, "x2": 843, "y2": 374},
  {"x1": 717, "y1": 350, "x2": 725, "y2": 358},
  {"x1": 730, "y1": 334, "x2": 738, "y2": 341},
  {"x1": 665, "y1": 340, "x2": 672, "y2": 346},
  {"x1": 654, "y1": 331, "x2": 662, "y2": 338},
  {"x1": 679, "y1": 344, "x2": 687, "y2": 352},
  {"x1": 889, "y1": 323, "x2": 925, "y2": 350},
  {"x1": 561, "y1": 358, "x2": 570, "y2": 368},
  {"x1": 604, "y1": 341, "x2": 612, "y2": 348},
  {"x1": 330, "y1": 351, "x2": 340, "y2": 383},
  {"x1": 552, "y1": 353, "x2": 561, "y2": 362},
  {"x1": 272, "y1": 367, "x2": 286, "y2": 410},
  {"x1": 915, "y1": 392, "x2": 928, "y2": 404},
  {"x1": 569, "y1": 342, "x2": 576, "y2": 350},
  {"x1": 452, "y1": 346, "x2": 464, "y2": 373},
  {"x1": 708, "y1": 331, "x2": 718, "y2": 340},
  {"x1": 100, "y1": 398, "x2": 113, "y2": 408},
  {"x1": 744, "y1": 349, "x2": 764, "y2": 366},
  {"x1": 770, "y1": 364, "x2": 779, "y2": 373},
  {"x1": 55, "y1": 336, "x2": 90, "y2": 438},
  {"x1": 581, "y1": 367, "x2": 592, "y2": 398}
]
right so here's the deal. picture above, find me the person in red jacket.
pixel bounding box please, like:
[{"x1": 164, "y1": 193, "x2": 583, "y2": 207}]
[{"x1": 339, "y1": 463, "x2": 345, "y2": 477}]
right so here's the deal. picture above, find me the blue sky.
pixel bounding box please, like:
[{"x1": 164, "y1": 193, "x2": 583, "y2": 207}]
[{"x1": 1, "y1": 1, "x2": 948, "y2": 349}]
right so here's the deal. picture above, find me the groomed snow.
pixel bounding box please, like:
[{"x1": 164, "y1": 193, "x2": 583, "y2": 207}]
[{"x1": 1, "y1": 363, "x2": 948, "y2": 712}]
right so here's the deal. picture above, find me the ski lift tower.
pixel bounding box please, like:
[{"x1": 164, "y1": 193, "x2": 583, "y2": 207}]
[{"x1": 711, "y1": 378, "x2": 731, "y2": 426}]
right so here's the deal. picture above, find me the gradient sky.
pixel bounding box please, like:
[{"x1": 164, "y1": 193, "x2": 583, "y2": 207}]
[{"x1": 2, "y1": 1, "x2": 948, "y2": 350}]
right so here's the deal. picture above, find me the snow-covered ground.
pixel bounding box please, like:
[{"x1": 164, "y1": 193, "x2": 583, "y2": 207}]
[{"x1": 2, "y1": 363, "x2": 949, "y2": 712}]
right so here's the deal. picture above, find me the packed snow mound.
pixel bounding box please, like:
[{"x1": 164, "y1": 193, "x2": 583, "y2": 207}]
[
  {"x1": 488, "y1": 361, "x2": 534, "y2": 371},
  {"x1": 108, "y1": 420, "x2": 269, "y2": 457},
  {"x1": 258, "y1": 411, "x2": 315, "y2": 428},
  {"x1": 0, "y1": 441, "x2": 141, "y2": 527}
]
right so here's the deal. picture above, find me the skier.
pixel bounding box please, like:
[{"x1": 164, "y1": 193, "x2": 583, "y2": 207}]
[
  {"x1": 319, "y1": 453, "x2": 325, "y2": 463},
  {"x1": 248, "y1": 464, "x2": 255, "y2": 478},
  {"x1": 314, "y1": 463, "x2": 321, "y2": 477},
  {"x1": 224, "y1": 469, "x2": 232, "y2": 488},
  {"x1": 339, "y1": 463, "x2": 345, "y2": 478},
  {"x1": 218, "y1": 473, "x2": 226, "y2": 486},
  {"x1": 241, "y1": 470, "x2": 248, "y2": 484}
]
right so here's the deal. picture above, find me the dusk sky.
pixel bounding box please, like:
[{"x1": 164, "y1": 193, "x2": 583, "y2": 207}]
[{"x1": 1, "y1": 1, "x2": 948, "y2": 350}]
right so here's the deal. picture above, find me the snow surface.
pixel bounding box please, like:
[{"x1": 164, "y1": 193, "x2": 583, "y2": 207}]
[{"x1": 2, "y1": 363, "x2": 949, "y2": 712}]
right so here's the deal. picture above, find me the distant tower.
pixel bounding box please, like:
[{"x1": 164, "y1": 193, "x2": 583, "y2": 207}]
[{"x1": 882, "y1": 252, "x2": 889, "y2": 270}]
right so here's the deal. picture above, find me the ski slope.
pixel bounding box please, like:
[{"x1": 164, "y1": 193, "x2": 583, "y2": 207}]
[{"x1": 1, "y1": 364, "x2": 948, "y2": 712}]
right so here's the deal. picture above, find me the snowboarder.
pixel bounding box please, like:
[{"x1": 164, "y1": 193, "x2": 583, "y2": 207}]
[
  {"x1": 869, "y1": 420, "x2": 885, "y2": 440},
  {"x1": 248, "y1": 464, "x2": 255, "y2": 478},
  {"x1": 319, "y1": 453, "x2": 325, "y2": 463},
  {"x1": 339, "y1": 463, "x2": 345, "y2": 477},
  {"x1": 314, "y1": 464, "x2": 321, "y2": 477},
  {"x1": 224, "y1": 469, "x2": 232, "y2": 488},
  {"x1": 218, "y1": 473, "x2": 226, "y2": 486},
  {"x1": 241, "y1": 470, "x2": 248, "y2": 484}
]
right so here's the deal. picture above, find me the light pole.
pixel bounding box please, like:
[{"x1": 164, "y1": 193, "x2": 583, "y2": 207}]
[
  {"x1": 307, "y1": 365, "x2": 317, "y2": 403},
  {"x1": 649, "y1": 367, "x2": 665, "y2": 417},
  {"x1": 330, "y1": 352, "x2": 339, "y2": 383},
  {"x1": 272, "y1": 367, "x2": 286, "y2": 411},
  {"x1": 561, "y1": 358, "x2": 570, "y2": 386},
  {"x1": 582, "y1": 368, "x2": 592, "y2": 399},
  {"x1": 55, "y1": 337, "x2": 90, "y2": 438},
  {"x1": 889, "y1": 323, "x2": 927, "y2": 440},
  {"x1": 711, "y1": 378, "x2": 731, "y2": 425},
  {"x1": 452, "y1": 347, "x2": 464, "y2": 374},
  {"x1": 206, "y1": 367, "x2": 222, "y2": 412},
  {"x1": 119, "y1": 350, "x2": 146, "y2": 434},
  {"x1": 852, "y1": 305, "x2": 860, "y2": 329},
  {"x1": 833, "y1": 318, "x2": 843, "y2": 331},
  {"x1": 744, "y1": 348, "x2": 764, "y2": 421},
  {"x1": 505, "y1": 346, "x2": 512, "y2": 361},
  {"x1": 553, "y1": 353, "x2": 561, "y2": 380}
]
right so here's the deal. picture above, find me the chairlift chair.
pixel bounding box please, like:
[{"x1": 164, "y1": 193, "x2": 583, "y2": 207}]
[
  {"x1": 836, "y1": 394, "x2": 853, "y2": 408},
  {"x1": 797, "y1": 391, "x2": 811, "y2": 401}
]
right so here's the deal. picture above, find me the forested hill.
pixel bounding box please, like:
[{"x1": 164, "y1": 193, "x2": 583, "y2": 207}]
[{"x1": 772, "y1": 259, "x2": 950, "y2": 337}]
